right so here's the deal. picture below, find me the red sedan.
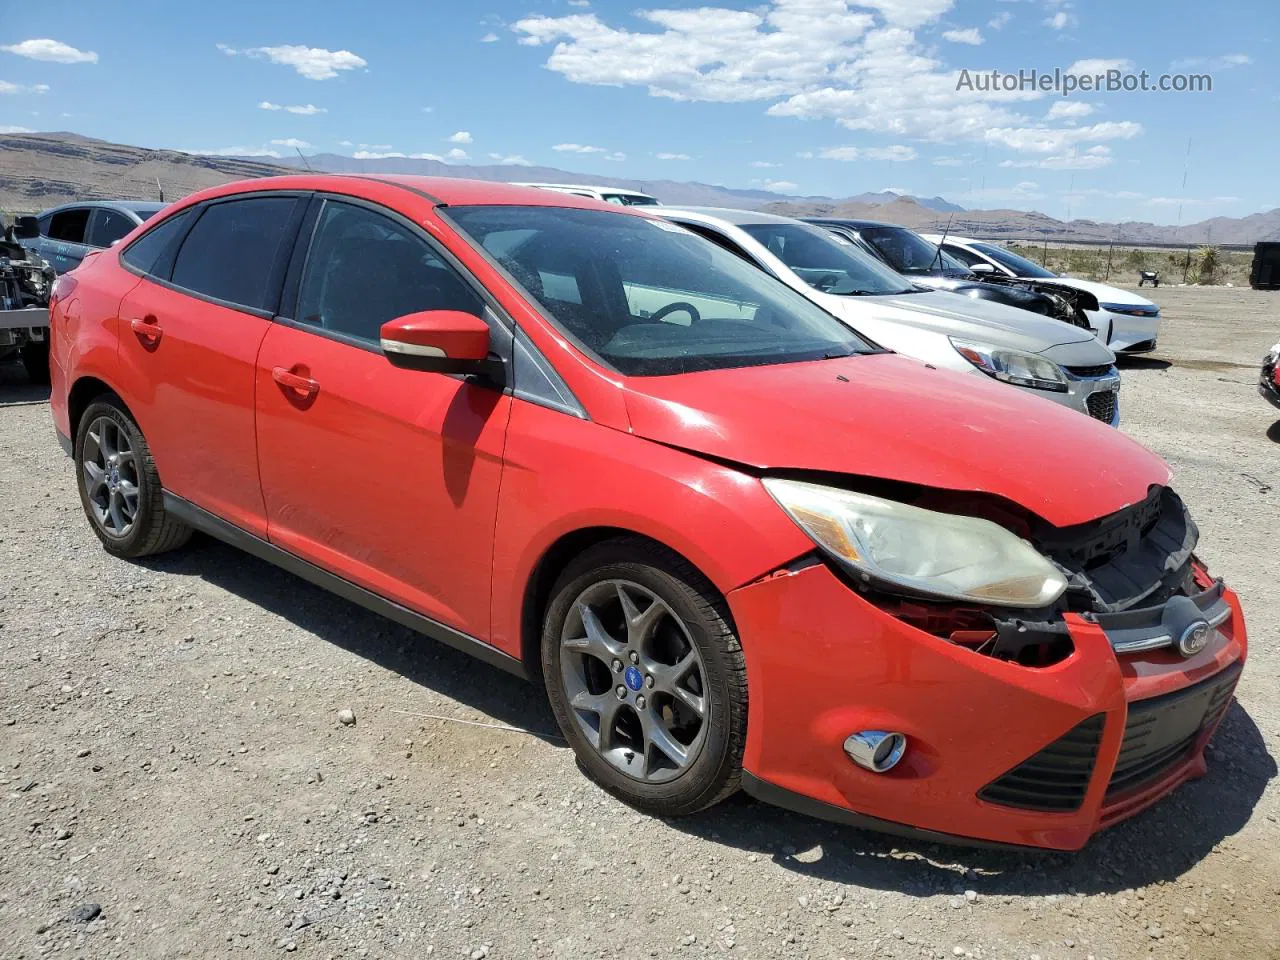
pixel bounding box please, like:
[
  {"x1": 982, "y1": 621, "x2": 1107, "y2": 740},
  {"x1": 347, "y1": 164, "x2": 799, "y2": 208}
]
[{"x1": 48, "y1": 176, "x2": 1246, "y2": 850}]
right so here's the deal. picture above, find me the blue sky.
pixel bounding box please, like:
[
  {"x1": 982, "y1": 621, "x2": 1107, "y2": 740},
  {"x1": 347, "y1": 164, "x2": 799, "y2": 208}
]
[{"x1": 1, "y1": 0, "x2": 1274, "y2": 223}]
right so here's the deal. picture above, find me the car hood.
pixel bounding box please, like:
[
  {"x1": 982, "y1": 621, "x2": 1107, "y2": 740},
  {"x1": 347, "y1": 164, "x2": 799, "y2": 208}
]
[
  {"x1": 622, "y1": 353, "x2": 1166, "y2": 528},
  {"x1": 1028, "y1": 276, "x2": 1157, "y2": 308},
  {"x1": 820, "y1": 290, "x2": 1106, "y2": 357}
]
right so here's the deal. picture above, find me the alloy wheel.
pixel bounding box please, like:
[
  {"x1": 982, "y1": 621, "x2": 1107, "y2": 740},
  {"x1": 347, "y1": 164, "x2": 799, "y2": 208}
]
[
  {"x1": 81, "y1": 416, "x2": 140, "y2": 539},
  {"x1": 559, "y1": 579, "x2": 710, "y2": 783}
]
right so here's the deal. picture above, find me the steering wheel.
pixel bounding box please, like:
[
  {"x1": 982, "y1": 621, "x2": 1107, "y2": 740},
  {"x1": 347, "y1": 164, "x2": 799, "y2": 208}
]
[
  {"x1": 648, "y1": 301, "x2": 702, "y2": 324},
  {"x1": 813, "y1": 273, "x2": 841, "y2": 292}
]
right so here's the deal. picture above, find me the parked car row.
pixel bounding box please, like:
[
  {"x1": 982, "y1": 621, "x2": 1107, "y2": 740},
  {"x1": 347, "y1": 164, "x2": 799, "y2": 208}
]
[{"x1": 47, "y1": 175, "x2": 1246, "y2": 851}]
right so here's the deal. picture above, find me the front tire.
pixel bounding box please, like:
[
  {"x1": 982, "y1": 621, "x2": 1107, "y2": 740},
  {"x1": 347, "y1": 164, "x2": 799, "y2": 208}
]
[
  {"x1": 541, "y1": 538, "x2": 747, "y2": 817},
  {"x1": 74, "y1": 397, "x2": 191, "y2": 558}
]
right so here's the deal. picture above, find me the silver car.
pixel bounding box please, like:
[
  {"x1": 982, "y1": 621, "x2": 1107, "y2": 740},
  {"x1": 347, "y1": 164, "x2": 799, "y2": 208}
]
[{"x1": 655, "y1": 207, "x2": 1122, "y2": 426}]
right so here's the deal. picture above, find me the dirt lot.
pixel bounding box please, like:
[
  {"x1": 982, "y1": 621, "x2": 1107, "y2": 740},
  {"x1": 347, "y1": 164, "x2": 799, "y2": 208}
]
[{"x1": 1, "y1": 285, "x2": 1278, "y2": 960}]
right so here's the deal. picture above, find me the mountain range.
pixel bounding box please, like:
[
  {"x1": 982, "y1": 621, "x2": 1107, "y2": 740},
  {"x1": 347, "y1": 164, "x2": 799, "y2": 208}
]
[{"x1": 2, "y1": 132, "x2": 1275, "y2": 246}]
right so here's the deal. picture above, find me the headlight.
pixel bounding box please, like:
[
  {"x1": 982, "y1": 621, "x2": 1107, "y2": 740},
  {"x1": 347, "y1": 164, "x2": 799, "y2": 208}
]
[
  {"x1": 949, "y1": 339, "x2": 1069, "y2": 392},
  {"x1": 763, "y1": 478, "x2": 1068, "y2": 608}
]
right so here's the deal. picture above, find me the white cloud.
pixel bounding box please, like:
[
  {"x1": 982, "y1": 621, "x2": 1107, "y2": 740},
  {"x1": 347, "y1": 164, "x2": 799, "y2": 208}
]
[
  {"x1": 481, "y1": 33, "x2": 500, "y2": 43},
  {"x1": 655, "y1": 152, "x2": 691, "y2": 160},
  {"x1": 338, "y1": 139, "x2": 354, "y2": 146},
  {"x1": 448, "y1": 130, "x2": 473, "y2": 144},
  {"x1": 988, "y1": 11, "x2": 1012, "y2": 29},
  {"x1": 1046, "y1": 100, "x2": 1094, "y2": 120},
  {"x1": 193, "y1": 146, "x2": 283, "y2": 158},
  {"x1": 568, "y1": 0, "x2": 591, "y2": 5},
  {"x1": 0, "y1": 125, "x2": 34, "y2": 133},
  {"x1": 1171, "y1": 53, "x2": 1251, "y2": 71},
  {"x1": 1000, "y1": 144, "x2": 1113, "y2": 170},
  {"x1": 554, "y1": 142, "x2": 607, "y2": 153},
  {"x1": 242, "y1": 45, "x2": 367, "y2": 80},
  {"x1": 488, "y1": 153, "x2": 533, "y2": 166},
  {"x1": 512, "y1": 1, "x2": 1145, "y2": 163},
  {"x1": 933, "y1": 155, "x2": 964, "y2": 166},
  {"x1": 358, "y1": 143, "x2": 393, "y2": 150},
  {"x1": 758, "y1": 178, "x2": 799, "y2": 192},
  {"x1": 1, "y1": 39, "x2": 98, "y2": 63},
  {"x1": 259, "y1": 101, "x2": 327, "y2": 115},
  {"x1": 1044, "y1": 11, "x2": 1071, "y2": 30},
  {"x1": 941, "y1": 28, "x2": 983, "y2": 45},
  {"x1": 446, "y1": 147, "x2": 470, "y2": 161},
  {"x1": 807, "y1": 144, "x2": 916, "y2": 161},
  {"x1": 354, "y1": 150, "x2": 407, "y2": 160},
  {"x1": 603, "y1": 151, "x2": 626, "y2": 161},
  {"x1": 422, "y1": 105, "x2": 435, "y2": 113},
  {"x1": 751, "y1": 160, "x2": 781, "y2": 168},
  {"x1": 270, "y1": 138, "x2": 311, "y2": 149},
  {"x1": 0, "y1": 81, "x2": 50, "y2": 94},
  {"x1": 986, "y1": 120, "x2": 1140, "y2": 153},
  {"x1": 1067, "y1": 58, "x2": 1133, "y2": 76},
  {"x1": 217, "y1": 43, "x2": 238, "y2": 56}
]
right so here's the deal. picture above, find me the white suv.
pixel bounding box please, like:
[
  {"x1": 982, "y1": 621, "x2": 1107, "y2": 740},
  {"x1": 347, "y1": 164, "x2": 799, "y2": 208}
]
[{"x1": 514, "y1": 183, "x2": 660, "y2": 207}]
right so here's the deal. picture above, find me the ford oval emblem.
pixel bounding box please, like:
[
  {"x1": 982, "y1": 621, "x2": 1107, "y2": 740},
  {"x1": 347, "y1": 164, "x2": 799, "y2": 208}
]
[{"x1": 1176, "y1": 621, "x2": 1211, "y2": 658}]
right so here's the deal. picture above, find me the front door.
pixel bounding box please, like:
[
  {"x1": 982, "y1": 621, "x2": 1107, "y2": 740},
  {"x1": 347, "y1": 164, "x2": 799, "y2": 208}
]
[{"x1": 255, "y1": 198, "x2": 511, "y2": 639}]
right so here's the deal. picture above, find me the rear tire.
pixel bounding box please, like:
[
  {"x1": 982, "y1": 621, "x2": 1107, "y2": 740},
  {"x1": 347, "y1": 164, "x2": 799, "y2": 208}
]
[
  {"x1": 74, "y1": 396, "x2": 192, "y2": 558},
  {"x1": 20, "y1": 341, "x2": 49, "y2": 384},
  {"x1": 541, "y1": 538, "x2": 748, "y2": 817}
]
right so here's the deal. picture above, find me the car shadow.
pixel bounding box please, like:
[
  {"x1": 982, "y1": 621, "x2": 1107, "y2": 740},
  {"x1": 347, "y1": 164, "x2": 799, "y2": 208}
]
[
  {"x1": 667, "y1": 702, "x2": 1272, "y2": 897},
  {"x1": 1267, "y1": 421, "x2": 1280, "y2": 444},
  {"x1": 1115, "y1": 355, "x2": 1173, "y2": 372},
  {"x1": 0, "y1": 363, "x2": 50, "y2": 405},
  {"x1": 138, "y1": 534, "x2": 562, "y2": 745}
]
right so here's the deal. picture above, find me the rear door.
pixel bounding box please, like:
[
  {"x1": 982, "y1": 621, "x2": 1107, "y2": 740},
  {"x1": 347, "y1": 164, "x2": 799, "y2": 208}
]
[
  {"x1": 116, "y1": 194, "x2": 305, "y2": 536},
  {"x1": 85, "y1": 208, "x2": 140, "y2": 250},
  {"x1": 255, "y1": 196, "x2": 512, "y2": 638}
]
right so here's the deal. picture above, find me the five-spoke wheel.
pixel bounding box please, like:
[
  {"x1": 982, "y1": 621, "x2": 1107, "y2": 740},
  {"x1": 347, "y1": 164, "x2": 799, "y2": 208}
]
[{"x1": 81, "y1": 415, "x2": 140, "y2": 538}]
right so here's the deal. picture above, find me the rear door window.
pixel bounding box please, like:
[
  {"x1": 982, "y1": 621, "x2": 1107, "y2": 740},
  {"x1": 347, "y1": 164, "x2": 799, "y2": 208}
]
[
  {"x1": 171, "y1": 197, "x2": 299, "y2": 312},
  {"x1": 48, "y1": 208, "x2": 90, "y2": 243},
  {"x1": 86, "y1": 208, "x2": 138, "y2": 248},
  {"x1": 121, "y1": 210, "x2": 192, "y2": 278}
]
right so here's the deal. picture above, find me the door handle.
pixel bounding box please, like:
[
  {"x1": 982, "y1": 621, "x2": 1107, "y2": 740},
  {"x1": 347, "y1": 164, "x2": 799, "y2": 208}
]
[
  {"x1": 130, "y1": 316, "x2": 163, "y2": 345},
  {"x1": 272, "y1": 366, "x2": 320, "y2": 399}
]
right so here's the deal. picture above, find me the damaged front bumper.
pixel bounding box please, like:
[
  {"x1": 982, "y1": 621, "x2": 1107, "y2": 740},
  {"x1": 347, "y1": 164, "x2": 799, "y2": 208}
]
[{"x1": 728, "y1": 559, "x2": 1247, "y2": 851}]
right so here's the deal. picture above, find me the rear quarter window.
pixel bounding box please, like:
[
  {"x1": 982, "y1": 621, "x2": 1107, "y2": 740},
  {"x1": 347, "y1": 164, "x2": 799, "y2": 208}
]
[{"x1": 121, "y1": 210, "x2": 192, "y2": 277}]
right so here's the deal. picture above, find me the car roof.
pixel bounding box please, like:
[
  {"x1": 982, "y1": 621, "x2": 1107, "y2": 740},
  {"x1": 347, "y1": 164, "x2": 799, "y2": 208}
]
[
  {"x1": 804, "y1": 217, "x2": 900, "y2": 230},
  {"x1": 656, "y1": 206, "x2": 804, "y2": 226},
  {"x1": 923, "y1": 234, "x2": 981, "y2": 245},
  {"x1": 38, "y1": 200, "x2": 167, "y2": 218},
  {"x1": 514, "y1": 182, "x2": 656, "y2": 198}
]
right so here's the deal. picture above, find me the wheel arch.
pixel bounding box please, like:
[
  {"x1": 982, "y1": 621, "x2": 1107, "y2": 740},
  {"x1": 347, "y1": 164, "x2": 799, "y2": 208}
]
[
  {"x1": 68, "y1": 374, "x2": 135, "y2": 442},
  {"x1": 519, "y1": 525, "x2": 733, "y2": 680}
]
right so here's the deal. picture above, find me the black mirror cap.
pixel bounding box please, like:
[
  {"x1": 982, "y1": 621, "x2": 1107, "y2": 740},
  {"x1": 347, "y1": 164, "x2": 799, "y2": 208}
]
[{"x1": 384, "y1": 350, "x2": 507, "y2": 383}]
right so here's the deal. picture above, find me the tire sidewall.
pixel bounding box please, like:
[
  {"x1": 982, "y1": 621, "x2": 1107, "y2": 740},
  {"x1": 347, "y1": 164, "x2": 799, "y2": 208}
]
[
  {"x1": 74, "y1": 399, "x2": 155, "y2": 556},
  {"x1": 542, "y1": 550, "x2": 741, "y2": 810}
]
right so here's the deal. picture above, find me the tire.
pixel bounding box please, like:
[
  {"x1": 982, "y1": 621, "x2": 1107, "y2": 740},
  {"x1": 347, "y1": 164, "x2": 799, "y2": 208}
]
[
  {"x1": 541, "y1": 538, "x2": 748, "y2": 817},
  {"x1": 74, "y1": 396, "x2": 192, "y2": 558},
  {"x1": 20, "y1": 341, "x2": 50, "y2": 384}
]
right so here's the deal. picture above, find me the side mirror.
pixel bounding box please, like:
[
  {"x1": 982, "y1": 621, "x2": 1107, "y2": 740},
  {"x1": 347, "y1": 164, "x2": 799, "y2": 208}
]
[
  {"x1": 379, "y1": 310, "x2": 496, "y2": 376},
  {"x1": 968, "y1": 262, "x2": 995, "y2": 275},
  {"x1": 12, "y1": 216, "x2": 39, "y2": 240}
]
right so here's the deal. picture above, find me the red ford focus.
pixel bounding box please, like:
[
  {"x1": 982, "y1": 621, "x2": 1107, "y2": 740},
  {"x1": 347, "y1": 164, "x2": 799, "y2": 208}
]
[{"x1": 48, "y1": 176, "x2": 1246, "y2": 850}]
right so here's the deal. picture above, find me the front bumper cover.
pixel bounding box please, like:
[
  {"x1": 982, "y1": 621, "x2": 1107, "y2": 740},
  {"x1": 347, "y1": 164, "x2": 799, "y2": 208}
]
[{"x1": 728, "y1": 561, "x2": 1246, "y2": 851}]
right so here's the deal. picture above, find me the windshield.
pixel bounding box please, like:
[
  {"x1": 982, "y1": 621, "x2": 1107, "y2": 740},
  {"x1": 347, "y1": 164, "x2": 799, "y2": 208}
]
[
  {"x1": 603, "y1": 194, "x2": 660, "y2": 207},
  {"x1": 446, "y1": 206, "x2": 871, "y2": 377},
  {"x1": 860, "y1": 226, "x2": 968, "y2": 275},
  {"x1": 972, "y1": 242, "x2": 1057, "y2": 279},
  {"x1": 738, "y1": 223, "x2": 916, "y2": 296}
]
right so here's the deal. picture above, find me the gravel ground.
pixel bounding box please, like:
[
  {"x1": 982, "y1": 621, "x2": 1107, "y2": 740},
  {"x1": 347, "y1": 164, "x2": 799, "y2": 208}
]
[{"x1": 1, "y1": 285, "x2": 1278, "y2": 960}]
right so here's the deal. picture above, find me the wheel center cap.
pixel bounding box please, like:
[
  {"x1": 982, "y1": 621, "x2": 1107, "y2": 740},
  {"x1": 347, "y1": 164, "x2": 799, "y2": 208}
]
[{"x1": 623, "y1": 665, "x2": 644, "y2": 692}]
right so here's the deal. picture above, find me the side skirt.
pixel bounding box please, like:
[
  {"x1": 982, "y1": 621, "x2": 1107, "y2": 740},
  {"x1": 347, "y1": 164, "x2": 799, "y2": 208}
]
[{"x1": 162, "y1": 492, "x2": 528, "y2": 680}]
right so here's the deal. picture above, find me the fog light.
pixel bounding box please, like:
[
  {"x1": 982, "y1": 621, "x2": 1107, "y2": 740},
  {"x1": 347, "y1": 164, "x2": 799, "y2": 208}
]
[{"x1": 844, "y1": 730, "x2": 907, "y2": 773}]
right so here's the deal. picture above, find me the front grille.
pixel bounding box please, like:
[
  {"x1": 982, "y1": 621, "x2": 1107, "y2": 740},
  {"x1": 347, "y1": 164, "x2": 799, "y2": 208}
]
[
  {"x1": 979, "y1": 714, "x2": 1105, "y2": 812},
  {"x1": 1106, "y1": 663, "x2": 1240, "y2": 800},
  {"x1": 1086, "y1": 390, "x2": 1117, "y2": 423},
  {"x1": 1067, "y1": 363, "x2": 1114, "y2": 379}
]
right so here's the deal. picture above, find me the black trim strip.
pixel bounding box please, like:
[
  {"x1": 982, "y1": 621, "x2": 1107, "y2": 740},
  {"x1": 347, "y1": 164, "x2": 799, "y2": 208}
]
[
  {"x1": 740, "y1": 771, "x2": 1043, "y2": 852},
  {"x1": 56, "y1": 427, "x2": 72, "y2": 456},
  {"x1": 162, "y1": 492, "x2": 528, "y2": 680}
]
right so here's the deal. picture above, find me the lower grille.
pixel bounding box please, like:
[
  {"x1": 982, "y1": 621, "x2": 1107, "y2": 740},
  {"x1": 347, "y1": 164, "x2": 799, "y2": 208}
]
[
  {"x1": 1105, "y1": 663, "x2": 1241, "y2": 801},
  {"x1": 1086, "y1": 390, "x2": 1117, "y2": 423},
  {"x1": 1067, "y1": 363, "x2": 1114, "y2": 379},
  {"x1": 979, "y1": 714, "x2": 1104, "y2": 812}
]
